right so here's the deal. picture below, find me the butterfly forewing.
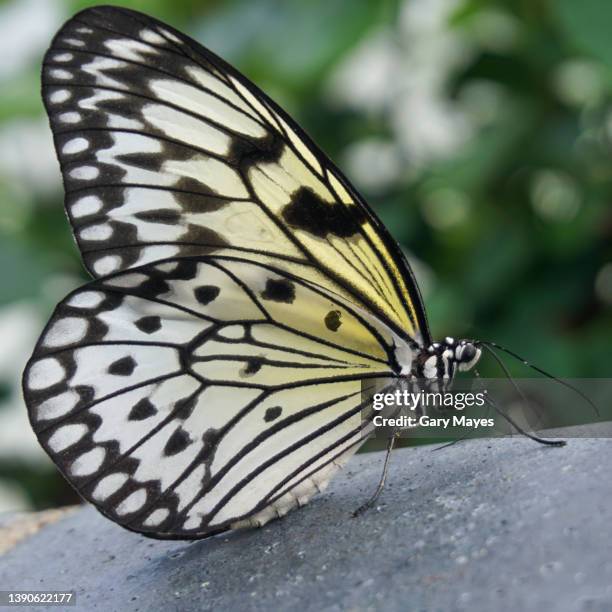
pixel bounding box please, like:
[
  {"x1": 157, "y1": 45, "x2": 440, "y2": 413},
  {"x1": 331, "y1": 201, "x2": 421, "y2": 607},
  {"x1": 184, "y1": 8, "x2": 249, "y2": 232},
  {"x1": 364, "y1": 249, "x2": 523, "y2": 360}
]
[
  {"x1": 41, "y1": 5, "x2": 428, "y2": 344},
  {"x1": 25, "y1": 6, "x2": 431, "y2": 538}
]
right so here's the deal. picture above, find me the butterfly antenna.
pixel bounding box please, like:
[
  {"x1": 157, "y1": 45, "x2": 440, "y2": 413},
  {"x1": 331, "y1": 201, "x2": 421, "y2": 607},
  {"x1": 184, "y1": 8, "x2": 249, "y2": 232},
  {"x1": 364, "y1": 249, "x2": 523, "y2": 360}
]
[
  {"x1": 474, "y1": 367, "x2": 495, "y2": 420},
  {"x1": 479, "y1": 344, "x2": 546, "y2": 428},
  {"x1": 479, "y1": 341, "x2": 599, "y2": 417},
  {"x1": 479, "y1": 344, "x2": 565, "y2": 446},
  {"x1": 483, "y1": 393, "x2": 565, "y2": 447}
]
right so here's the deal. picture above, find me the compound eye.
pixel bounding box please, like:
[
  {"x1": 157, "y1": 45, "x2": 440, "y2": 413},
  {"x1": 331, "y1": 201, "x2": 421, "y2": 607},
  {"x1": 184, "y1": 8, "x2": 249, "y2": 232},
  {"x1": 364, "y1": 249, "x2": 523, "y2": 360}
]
[{"x1": 461, "y1": 344, "x2": 476, "y2": 362}]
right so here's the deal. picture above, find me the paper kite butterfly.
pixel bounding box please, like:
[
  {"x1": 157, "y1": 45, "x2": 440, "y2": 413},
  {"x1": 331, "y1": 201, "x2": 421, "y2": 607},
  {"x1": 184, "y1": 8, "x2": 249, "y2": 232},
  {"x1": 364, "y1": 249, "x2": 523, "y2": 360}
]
[{"x1": 23, "y1": 5, "x2": 487, "y2": 539}]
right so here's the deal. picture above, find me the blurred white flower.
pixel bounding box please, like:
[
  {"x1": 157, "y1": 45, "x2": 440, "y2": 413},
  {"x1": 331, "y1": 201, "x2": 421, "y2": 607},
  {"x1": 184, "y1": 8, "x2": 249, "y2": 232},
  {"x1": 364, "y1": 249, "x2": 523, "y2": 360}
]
[
  {"x1": 391, "y1": 93, "x2": 471, "y2": 171},
  {"x1": 325, "y1": 28, "x2": 399, "y2": 115},
  {"x1": 420, "y1": 188, "x2": 471, "y2": 230},
  {"x1": 0, "y1": 0, "x2": 64, "y2": 81},
  {"x1": 458, "y1": 79, "x2": 507, "y2": 128},
  {"x1": 393, "y1": 0, "x2": 474, "y2": 169},
  {"x1": 327, "y1": 0, "x2": 474, "y2": 176},
  {"x1": 343, "y1": 138, "x2": 404, "y2": 193},
  {"x1": 0, "y1": 302, "x2": 49, "y2": 465},
  {"x1": 530, "y1": 169, "x2": 581, "y2": 222},
  {"x1": 0, "y1": 118, "x2": 60, "y2": 196},
  {"x1": 553, "y1": 59, "x2": 606, "y2": 108}
]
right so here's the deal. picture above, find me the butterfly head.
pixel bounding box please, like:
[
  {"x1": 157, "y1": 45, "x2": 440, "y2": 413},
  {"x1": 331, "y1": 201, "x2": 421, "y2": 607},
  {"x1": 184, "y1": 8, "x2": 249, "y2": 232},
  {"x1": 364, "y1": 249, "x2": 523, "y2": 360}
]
[{"x1": 416, "y1": 337, "x2": 481, "y2": 389}]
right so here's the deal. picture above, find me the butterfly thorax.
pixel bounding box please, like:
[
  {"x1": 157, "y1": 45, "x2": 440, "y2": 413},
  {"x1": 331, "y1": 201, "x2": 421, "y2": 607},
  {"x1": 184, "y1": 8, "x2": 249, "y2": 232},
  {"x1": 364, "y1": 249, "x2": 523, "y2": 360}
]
[{"x1": 413, "y1": 338, "x2": 481, "y2": 391}]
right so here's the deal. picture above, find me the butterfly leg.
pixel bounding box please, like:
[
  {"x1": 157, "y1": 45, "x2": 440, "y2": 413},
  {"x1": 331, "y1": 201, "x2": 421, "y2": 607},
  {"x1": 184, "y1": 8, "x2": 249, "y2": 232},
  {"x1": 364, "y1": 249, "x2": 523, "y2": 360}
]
[
  {"x1": 432, "y1": 437, "x2": 467, "y2": 451},
  {"x1": 352, "y1": 433, "x2": 397, "y2": 517}
]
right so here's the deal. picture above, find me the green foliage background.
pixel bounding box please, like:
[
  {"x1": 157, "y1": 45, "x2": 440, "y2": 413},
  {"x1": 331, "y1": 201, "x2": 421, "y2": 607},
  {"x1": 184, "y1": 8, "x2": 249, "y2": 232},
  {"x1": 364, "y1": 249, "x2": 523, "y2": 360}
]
[{"x1": 0, "y1": 0, "x2": 610, "y2": 510}]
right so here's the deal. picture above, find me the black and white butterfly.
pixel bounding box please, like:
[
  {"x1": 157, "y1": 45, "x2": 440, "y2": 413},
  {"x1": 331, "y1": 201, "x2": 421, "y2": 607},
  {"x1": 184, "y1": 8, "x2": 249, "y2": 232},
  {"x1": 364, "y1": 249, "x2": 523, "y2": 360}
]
[{"x1": 23, "y1": 5, "x2": 488, "y2": 539}]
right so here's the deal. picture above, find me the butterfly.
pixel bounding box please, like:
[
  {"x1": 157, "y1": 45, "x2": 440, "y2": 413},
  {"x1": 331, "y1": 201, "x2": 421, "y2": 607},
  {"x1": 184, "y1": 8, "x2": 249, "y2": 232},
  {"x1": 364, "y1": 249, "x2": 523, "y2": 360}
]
[{"x1": 23, "y1": 5, "x2": 485, "y2": 539}]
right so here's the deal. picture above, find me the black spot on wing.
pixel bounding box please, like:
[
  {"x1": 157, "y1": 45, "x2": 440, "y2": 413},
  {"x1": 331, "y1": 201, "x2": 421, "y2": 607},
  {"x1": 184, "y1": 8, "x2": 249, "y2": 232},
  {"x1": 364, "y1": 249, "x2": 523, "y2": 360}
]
[
  {"x1": 108, "y1": 356, "x2": 136, "y2": 376},
  {"x1": 240, "y1": 357, "x2": 263, "y2": 377},
  {"x1": 261, "y1": 278, "x2": 295, "y2": 304},
  {"x1": 135, "y1": 316, "x2": 162, "y2": 334},
  {"x1": 194, "y1": 285, "x2": 220, "y2": 305},
  {"x1": 162, "y1": 259, "x2": 198, "y2": 281},
  {"x1": 164, "y1": 427, "x2": 191, "y2": 456},
  {"x1": 114, "y1": 152, "x2": 166, "y2": 172},
  {"x1": 75, "y1": 385, "x2": 95, "y2": 407},
  {"x1": 282, "y1": 187, "x2": 366, "y2": 239},
  {"x1": 324, "y1": 310, "x2": 342, "y2": 332},
  {"x1": 264, "y1": 406, "x2": 282, "y2": 422},
  {"x1": 181, "y1": 226, "x2": 230, "y2": 252},
  {"x1": 171, "y1": 178, "x2": 234, "y2": 214},
  {"x1": 134, "y1": 209, "x2": 181, "y2": 225},
  {"x1": 174, "y1": 393, "x2": 198, "y2": 420},
  {"x1": 229, "y1": 131, "x2": 284, "y2": 171},
  {"x1": 128, "y1": 398, "x2": 157, "y2": 421},
  {"x1": 139, "y1": 274, "x2": 170, "y2": 297}
]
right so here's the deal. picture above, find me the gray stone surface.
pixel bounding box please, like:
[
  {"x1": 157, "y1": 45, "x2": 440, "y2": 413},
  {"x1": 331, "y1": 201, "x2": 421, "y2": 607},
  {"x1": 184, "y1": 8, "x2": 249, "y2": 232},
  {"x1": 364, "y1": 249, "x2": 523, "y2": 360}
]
[{"x1": 2, "y1": 438, "x2": 612, "y2": 611}]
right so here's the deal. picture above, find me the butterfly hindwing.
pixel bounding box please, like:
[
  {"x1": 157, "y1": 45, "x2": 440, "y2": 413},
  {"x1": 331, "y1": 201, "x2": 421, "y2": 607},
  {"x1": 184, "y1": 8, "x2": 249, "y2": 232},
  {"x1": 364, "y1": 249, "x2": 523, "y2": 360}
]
[
  {"x1": 41, "y1": 5, "x2": 429, "y2": 346},
  {"x1": 24, "y1": 256, "x2": 389, "y2": 537}
]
